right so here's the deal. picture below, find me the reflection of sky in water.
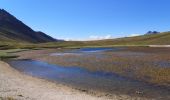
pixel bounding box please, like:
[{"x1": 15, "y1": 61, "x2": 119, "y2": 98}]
[
  {"x1": 50, "y1": 47, "x2": 118, "y2": 56},
  {"x1": 51, "y1": 53, "x2": 83, "y2": 56},
  {"x1": 152, "y1": 61, "x2": 170, "y2": 68},
  {"x1": 77, "y1": 48, "x2": 114, "y2": 53}
]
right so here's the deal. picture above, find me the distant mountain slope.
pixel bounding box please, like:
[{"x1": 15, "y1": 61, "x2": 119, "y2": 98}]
[
  {"x1": 84, "y1": 32, "x2": 170, "y2": 46},
  {"x1": 40, "y1": 32, "x2": 170, "y2": 49},
  {"x1": 0, "y1": 9, "x2": 56, "y2": 43}
]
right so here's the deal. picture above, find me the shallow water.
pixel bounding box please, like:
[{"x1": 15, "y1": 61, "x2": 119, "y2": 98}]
[
  {"x1": 153, "y1": 61, "x2": 170, "y2": 68},
  {"x1": 76, "y1": 47, "x2": 116, "y2": 53},
  {"x1": 8, "y1": 59, "x2": 170, "y2": 99},
  {"x1": 51, "y1": 47, "x2": 118, "y2": 56}
]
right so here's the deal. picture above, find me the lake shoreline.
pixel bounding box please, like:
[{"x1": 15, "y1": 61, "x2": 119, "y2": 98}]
[
  {"x1": 0, "y1": 60, "x2": 150, "y2": 100},
  {"x1": 0, "y1": 61, "x2": 117, "y2": 100}
]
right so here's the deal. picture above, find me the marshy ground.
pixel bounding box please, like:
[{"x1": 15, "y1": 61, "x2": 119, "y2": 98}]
[
  {"x1": 16, "y1": 47, "x2": 170, "y2": 87},
  {"x1": 13, "y1": 47, "x2": 170, "y2": 99}
]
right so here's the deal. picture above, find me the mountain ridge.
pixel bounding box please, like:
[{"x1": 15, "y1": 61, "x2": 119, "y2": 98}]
[{"x1": 0, "y1": 9, "x2": 56, "y2": 43}]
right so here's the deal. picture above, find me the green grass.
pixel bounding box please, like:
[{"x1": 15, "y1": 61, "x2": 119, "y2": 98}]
[
  {"x1": 0, "y1": 49, "x2": 26, "y2": 60},
  {"x1": 0, "y1": 97, "x2": 16, "y2": 100},
  {"x1": 37, "y1": 32, "x2": 170, "y2": 48},
  {"x1": 0, "y1": 52, "x2": 18, "y2": 60}
]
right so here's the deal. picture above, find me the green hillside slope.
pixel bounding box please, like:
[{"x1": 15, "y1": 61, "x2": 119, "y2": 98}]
[{"x1": 86, "y1": 32, "x2": 170, "y2": 46}]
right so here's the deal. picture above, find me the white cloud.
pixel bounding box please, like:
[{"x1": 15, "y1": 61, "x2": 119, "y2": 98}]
[
  {"x1": 89, "y1": 35, "x2": 113, "y2": 40},
  {"x1": 65, "y1": 38, "x2": 71, "y2": 41},
  {"x1": 61, "y1": 33, "x2": 143, "y2": 41},
  {"x1": 129, "y1": 34, "x2": 141, "y2": 37}
]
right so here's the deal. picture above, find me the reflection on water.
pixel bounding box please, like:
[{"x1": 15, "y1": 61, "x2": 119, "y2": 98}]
[
  {"x1": 8, "y1": 59, "x2": 170, "y2": 99},
  {"x1": 51, "y1": 53, "x2": 82, "y2": 56},
  {"x1": 153, "y1": 61, "x2": 170, "y2": 68},
  {"x1": 77, "y1": 47, "x2": 115, "y2": 53},
  {"x1": 51, "y1": 47, "x2": 117, "y2": 56}
]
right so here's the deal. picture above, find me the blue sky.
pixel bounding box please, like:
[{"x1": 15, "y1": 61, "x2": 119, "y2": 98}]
[{"x1": 0, "y1": 0, "x2": 170, "y2": 40}]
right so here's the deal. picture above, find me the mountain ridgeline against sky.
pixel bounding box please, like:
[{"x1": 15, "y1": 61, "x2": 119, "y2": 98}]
[{"x1": 0, "y1": 9, "x2": 56, "y2": 43}]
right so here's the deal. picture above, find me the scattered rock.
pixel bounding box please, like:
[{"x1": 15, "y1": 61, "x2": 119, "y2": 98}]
[
  {"x1": 17, "y1": 94, "x2": 23, "y2": 97},
  {"x1": 135, "y1": 91, "x2": 143, "y2": 94}
]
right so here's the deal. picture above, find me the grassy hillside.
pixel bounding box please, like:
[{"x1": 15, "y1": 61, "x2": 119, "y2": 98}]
[
  {"x1": 95, "y1": 31, "x2": 170, "y2": 45},
  {"x1": 39, "y1": 32, "x2": 170, "y2": 48},
  {"x1": 1, "y1": 31, "x2": 170, "y2": 50}
]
